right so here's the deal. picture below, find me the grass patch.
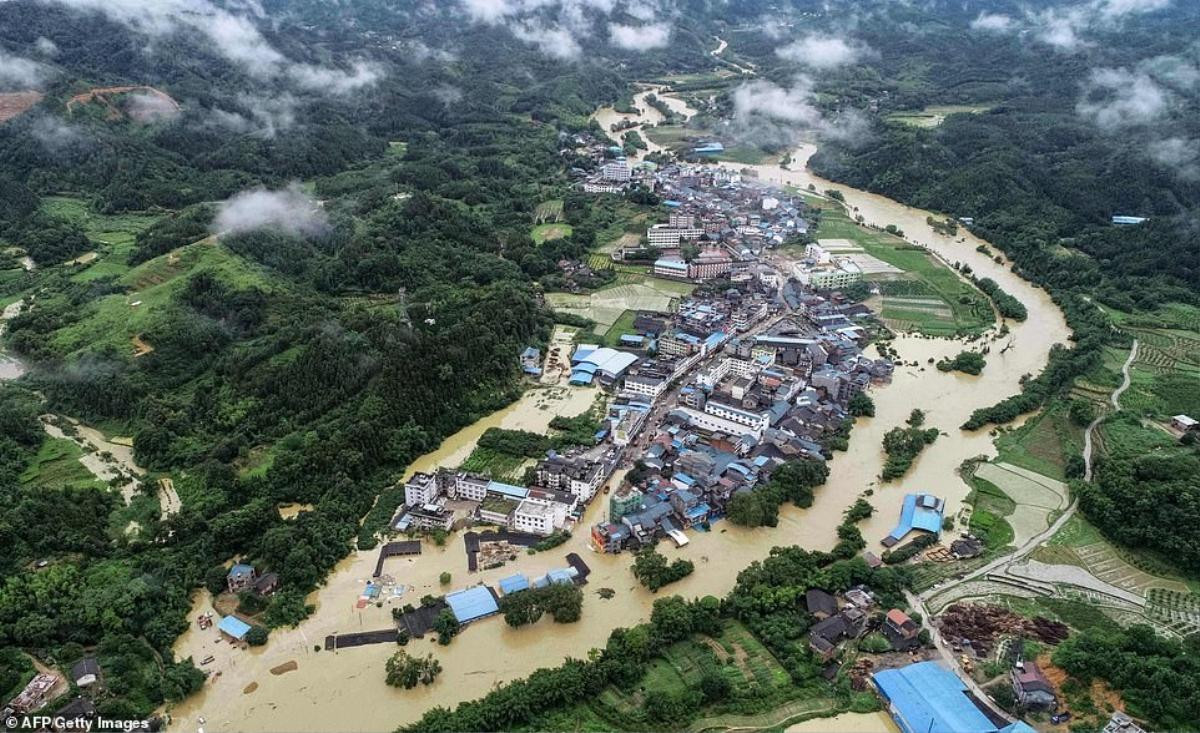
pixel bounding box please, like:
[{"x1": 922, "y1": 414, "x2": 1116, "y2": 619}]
[
  {"x1": 887, "y1": 104, "x2": 993, "y2": 128},
  {"x1": 531, "y1": 222, "x2": 574, "y2": 244},
  {"x1": 994, "y1": 401, "x2": 1082, "y2": 480},
  {"x1": 41, "y1": 195, "x2": 161, "y2": 281},
  {"x1": 600, "y1": 309, "x2": 640, "y2": 347},
  {"x1": 460, "y1": 446, "x2": 529, "y2": 482},
  {"x1": 19, "y1": 437, "x2": 107, "y2": 490}
]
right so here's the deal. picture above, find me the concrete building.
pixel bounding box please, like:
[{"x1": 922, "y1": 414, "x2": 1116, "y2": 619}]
[
  {"x1": 653, "y1": 256, "x2": 690, "y2": 280},
  {"x1": 536, "y1": 455, "x2": 605, "y2": 502},
  {"x1": 601, "y1": 160, "x2": 631, "y2": 182},
  {"x1": 808, "y1": 261, "x2": 863, "y2": 290},
  {"x1": 512, "y1": 499, "x2": 556, "y2": 536},
  {"x1": 404, "y1": 471, "x2": 440, "y2": 507},
  {"x1": 703, "y1": 397, "x2": 771, "y2": 434},
  {"x1": 1011, "y1": 663, "x2": 1056, "y2": 709}
]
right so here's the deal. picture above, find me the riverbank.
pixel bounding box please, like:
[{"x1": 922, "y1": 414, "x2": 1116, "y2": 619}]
[{"x1": 167, "y1": 117, "x2": 1069, "y2": 733}]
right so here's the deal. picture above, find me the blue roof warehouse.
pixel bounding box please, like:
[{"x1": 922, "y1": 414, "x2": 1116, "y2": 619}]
[{"x1": 873, "y1": 661, "x2": 1036, "y2": 733}]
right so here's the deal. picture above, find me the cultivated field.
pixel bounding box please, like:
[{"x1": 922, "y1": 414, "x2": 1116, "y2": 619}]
[
  {"x1": 973, "y1": 462, "x2": 1068, "y2": 545},
  {"x1": 546, "y1": 277, "x2": 693, "y2": 335}
]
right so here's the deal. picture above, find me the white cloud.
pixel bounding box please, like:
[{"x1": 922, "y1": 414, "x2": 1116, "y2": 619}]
[
  {"x1": 1077, "y1": 67, "x2": 1171, "y2": 130},
  {"x1": 34, "y1": 37, "x2": 59, "y2": 57},
  {"x1": 1094, "y1": 0, "x2": 1172, "y2": 19},
  {"x1": 433, "y1": 85, "x2": 463, "y2": 107},
  {"x1": 730, "y1": 76, "x2": 869, "y2": 147},
  {"x1": 34, "y1": 0, "x2": 383, "y2": 93},
  {"x1": 775, "y1": 35, "x2": 872, "y2": 70},
  {"x1": 213, "y1": 183, "x2": 327, "y2": 237},
  {"x1": 1147, "y1": 136, "x2": 1199, "y2": 179},
  {"x1": 0, "y1": 49, "x2": 50, "y2": 89},
  {"x1": 969, "y1": 12, "x2": 1014, "y2": 32},
  {"x1": 512, "y1": 21, "x2": 581, "y2": 59},
  {"x1": 210, "y1": 93, "x2": 297, "y2": 138},
  {"x1": 31, "y1": 116, "x2": 84, "y2": 153},
  {"x1": 608, "y1": 21, "x2": 671, "y2": 50}
]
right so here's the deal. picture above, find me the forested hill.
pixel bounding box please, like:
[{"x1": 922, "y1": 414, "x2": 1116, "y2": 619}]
[{"x1": 0, "y1": 0, "x2": 720, "y2": 718}]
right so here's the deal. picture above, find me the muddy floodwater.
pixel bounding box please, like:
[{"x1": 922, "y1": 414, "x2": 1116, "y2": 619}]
[
  {"x1": 0, "y1": 298, "x2": 26, "y2": 381},
  {"x1": 592, "y1": 84, "x2": 698, "y2": 161},
  {"x1": 787, "y1": 711, "x2": 899, "y2": 733},
  {"x1": 169, "y1": 115, "x2": 1068, "y2": 732}
]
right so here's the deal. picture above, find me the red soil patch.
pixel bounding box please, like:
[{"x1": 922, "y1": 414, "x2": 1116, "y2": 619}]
[{"x1": 0, "y1": 91, "x2": 44, "y2": 123}]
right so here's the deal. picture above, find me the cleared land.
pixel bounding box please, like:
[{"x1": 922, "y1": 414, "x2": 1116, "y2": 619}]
[
  {"x1": 531, "y1": 222, "x2": 573, "y2": 243},
  {"x1": 887, "y1": 104, "x2": 992, "y2": 128},
  {"x1": 0, "y1": 91, "x2": 43, "y2": 123},
  {"x1": 973, "y1": 462, "x2": 1067, "y2": 545}
]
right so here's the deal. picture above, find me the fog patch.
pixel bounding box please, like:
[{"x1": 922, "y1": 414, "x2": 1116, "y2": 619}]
[
  {"x1": 775, "y1": 35, "x2": 873, "y2": 70},
  {"x1": 609, "y1": 21, "x2": 671, "y2": 51},
  {"x1": 213, "y1": 184, "x2": 327, "y2": 237}
]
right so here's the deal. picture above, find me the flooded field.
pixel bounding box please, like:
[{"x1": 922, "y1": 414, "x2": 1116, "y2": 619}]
[
  {"x1": 592, "y1": 84, "x2": 699, "y2": 161},
  {"x1": 168, "y1": 119, "x2": 1069, "y2": 733}
]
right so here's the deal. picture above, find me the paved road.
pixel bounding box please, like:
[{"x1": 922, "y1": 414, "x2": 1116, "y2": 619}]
[{"x1": 912, "y1": 339, "x2": 1140, "y2": 720}]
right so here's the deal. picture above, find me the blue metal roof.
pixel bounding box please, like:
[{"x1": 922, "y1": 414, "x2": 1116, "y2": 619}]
[
  {"x1": 218, "y1": 615, "x2": 252, "y2": 640},
  {"x1": 445, "y1": 586, "x2": 499, "y2": 623},
  {"x1": 498, "y1": 574, "x2": 529, "y2": 594},
  {"x1": 887, "y1": 493, "x2": 945, "y2": 543},
  {"x1": 873, "y1": 661, "x2": 998, "y2": 733},
  {"x1": 228, "y1": 563, "x2": 254, "y2": 579},
  {"x1": 686, "y1": 503, "x2": 711, "y2": 519}
]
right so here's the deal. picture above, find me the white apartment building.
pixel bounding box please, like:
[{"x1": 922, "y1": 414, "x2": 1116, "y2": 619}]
[
  {"x1": 601, "y1": 160, "x2": 631, "y2": 181},
  {"x1": 452, "y1": 472, "x2": 489, "y2": 501},
  {"x1": 703, "y1": 398, "x2": 772, "y2": 433},
  {"x1": 647, "y1": 224, "x2": 704, "y2": 247},
  {"x1": 404, "y1": 472, "x2": 440, "y2": 507},
  {"x1": 512, "y1": 500, "x2": 556, "y2": 536},
  {"x1": 673, "y1": 406, "x2": 766, "y2": 440},
  {"x1": 668, "y1": 213, "x2": 695, "y2": 229}
]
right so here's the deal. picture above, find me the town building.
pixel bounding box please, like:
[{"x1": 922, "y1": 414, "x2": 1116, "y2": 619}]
[
  {"x1": 653, "y1": 256, "x2": 689, "y2": 280},
  {"x1": 404, "y1": 472, "x2": 439, "y2": 507},
  {"x1": 536, "y1": 454, "x2": 605, "y2": 502},
  {"x1": 601, "y1": 160, "x2": 631, "y2": 182},
  {"x1": 882, "y1": 608, "x2": 921, "y2": 650}
]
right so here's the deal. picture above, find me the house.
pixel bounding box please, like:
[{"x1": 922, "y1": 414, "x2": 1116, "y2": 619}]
[
  {"x1": 70, "y1": 657, "x2": 101, "y2": 688},
  {"x1": 1171, "y1": 414, "x2": 1198, "y2": 432},
  {"x1": 217, "y1": 615, "x2": 252, "y2": 643},
  {"x1": 1011, "y1": 662, "x2": 1056, "y2": 708},
  {"x1": 882, "y1": 608, "x2": 920, "y2": 650},
  {"x1": 1102, "y1": 712, "x2": 1147, "y2": 733},
  {"x1": 520, "y1": 346, "x2": 541, "y2": 375},
  {"x1": 844, "y1": 586, "x2": 874, "y2": 609},
  {"x1": 808, "y1": 614, "x2": 849, "y2": 662},
  {"x1": 253, "y1": 572, "x2": 280, "y2": 596},
  {"x1": 805, "y1": 589, "x2": 838, "y2": 620},
  {"x1": 591, "y1": 522, "x2": 631, "y2": 553},
  {"x1": 226, "y1": 563, "x2": 257, "y2": 593}
]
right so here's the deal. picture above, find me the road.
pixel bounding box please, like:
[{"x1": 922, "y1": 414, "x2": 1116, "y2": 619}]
[
  {"x1": 911, "y1": 339, "x2": 1140, "y2": 721},
  {"x1": 1083, "y1": 339, "x2": 1138, "y2": 480}
]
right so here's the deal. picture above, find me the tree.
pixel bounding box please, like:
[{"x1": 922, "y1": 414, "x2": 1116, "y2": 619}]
[
  {"x1": 849, "y1": 392, "x2": 876, "y2": 417},
  {"x1": 386, "y1": 650, "x2": 442, "y2": 689},
  {"x1": 245, "y1": 626, "x2": 269, "y2": 646},
  {"x1": 439, "y1": 572, "x2": 451, "y2": 586},
  {"x1": 432, "y1": 609, "x2": 460, "y2": 645},
  {"x1": 632, "y1": 548, "x2": 694, "y2": 591},
  {"x1": 1069, "y1": 399, "x2": 1096, "y2": 427}
]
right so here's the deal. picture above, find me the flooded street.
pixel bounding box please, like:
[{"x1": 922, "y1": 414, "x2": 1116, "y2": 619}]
[{"x1": 169, "y1": 111, "x2": 1068, "y2": 733}]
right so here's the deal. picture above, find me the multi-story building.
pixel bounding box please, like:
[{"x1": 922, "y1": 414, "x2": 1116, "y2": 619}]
[
  {"x1": 657, "y1": 331, "x2": 702, "y2": 357},
  {"x1": 536, "y1": 455, "x2": 605, "y2": 502},
  {"x1": 452, "y1": 472, "x2": 490, "y2": 501},
  {"x1": 647, "y1": 225, "x2": 682, "y2": 248},
  {"x1": 668, "y1": 212, "x2": 695, "y2": 229},
  {"x1": 688, "y1": 248, "x2": 732, "y2": 280},
  {"x1": 653, "y1": 256, "x2": 689, "y2": 280},
  {"x1": 703, "y1": 397, "x2": 772, "y2": 434},
  {"x1": 511, "y1": 499, "x2": 556, "y2": 536},
  {"x1": 404, "y1": 472, "x2": 440, "y2": 507},
  {"x1": 601, "y1": 160, "x2": 631, "y2": 182}
]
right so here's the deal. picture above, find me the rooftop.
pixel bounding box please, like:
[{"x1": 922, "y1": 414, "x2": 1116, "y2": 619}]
[
  {"x1": 874, "y1": 661, "x2": 1006, "y2": 733},
  {"x1": 445, "y1": 586, "x2": 500, "y2": 623}
]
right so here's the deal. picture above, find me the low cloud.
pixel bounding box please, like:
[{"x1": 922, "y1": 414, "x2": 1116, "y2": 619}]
[
  {"x1": 512, "y1": 21, "x2": 582, "y2": 59},
  {"x1": 212, "y1": 184, "x2": 327, "y2": 237},
  {"x1": 34, "y1": 37, "x2": 58, "y2": 57},
  {"x1": 209, "y1": 92, "x2": 297, "y2": 138},
  {"x1": 969, "y1": 12, "x2": 1014, "y2": 32},
  {"x1": 125, "y1": 91, "x2": 181, "y2": 124},
  {"x1": 775, "y1": 35, "x2": 872, "y2": 70},
  {"x1": 433, "y1": 85, "x2": 463, "y2": 107},
  {"x1": 34, "y1": 0, "x2": 384, "y2": 94},
  {"x1": 1077, "y1": 60, "x2": 1199, "y2": 179},
  {"x1": 0, "y1": 50, "x2": 50, "y2": 90},
  {"x1": 31, "y1": 116, "x2": 85, "y2": 154},
  {"x1": 1077, "y1": 67, "x2": 1170, "y2": 130},
  {"x1": 608, "y1": 21, "x2": 671, "y2": 50},
  {"x1": 971, "y1": 0, "x2": 1175, "y2": 52},
  {"x1": 730, "y1": 76, "x2": 869, "y2": 148}
]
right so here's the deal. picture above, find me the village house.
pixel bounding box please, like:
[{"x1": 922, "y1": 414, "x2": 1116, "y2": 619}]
[
  {"x1": 1010, "y1": 661, "x2": 1057, "y2": 709},
  {"x1": 226, "y1": 563, "x2": 257, "y2": 593},
  {"x1": 882, "y1": 608, "x2": 921, "y2": 650}
]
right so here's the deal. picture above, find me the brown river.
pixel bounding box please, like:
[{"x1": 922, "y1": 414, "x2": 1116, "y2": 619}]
[{"x1": 167, "y1": 98, "x2": 1069, "y2": 733}]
